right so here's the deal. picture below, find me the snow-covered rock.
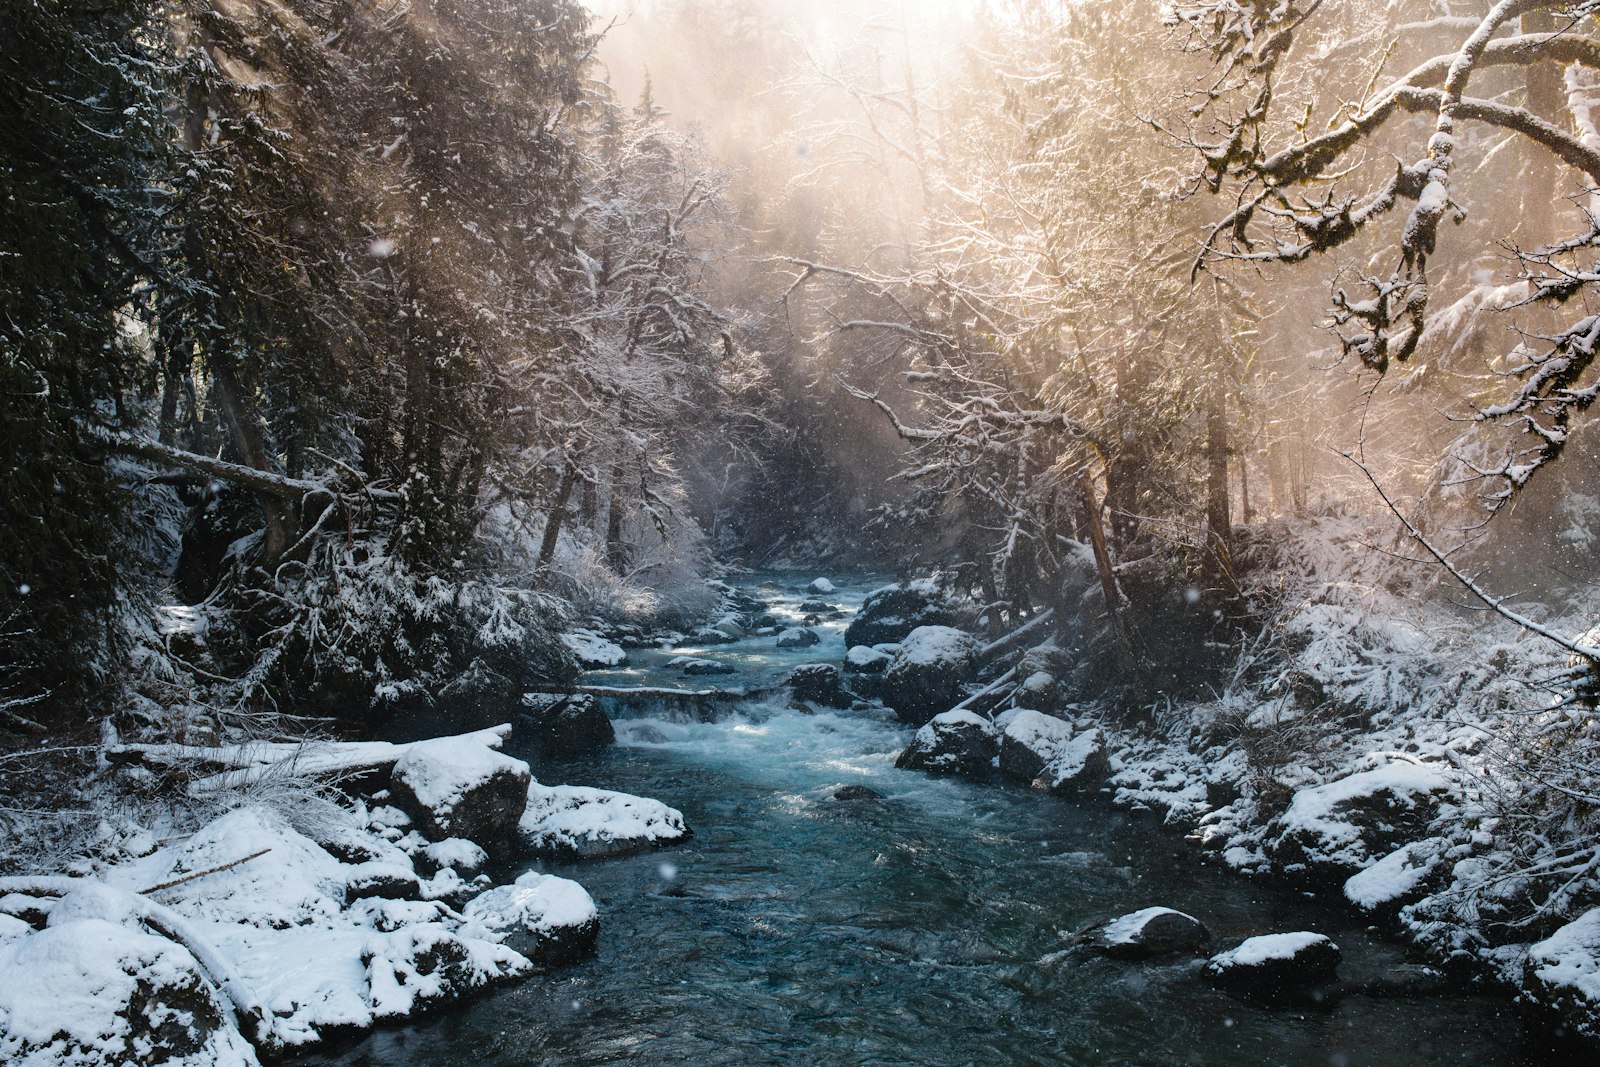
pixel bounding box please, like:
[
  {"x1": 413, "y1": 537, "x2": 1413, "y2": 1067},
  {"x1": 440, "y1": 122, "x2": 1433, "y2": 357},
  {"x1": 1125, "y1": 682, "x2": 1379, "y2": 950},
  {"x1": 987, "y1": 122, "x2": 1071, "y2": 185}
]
[
  {"x1": 995, "y1": 709, "x2": 1108, "y2": 793},
  {"x1": 362, "y1": 922, "x2": 529, "y2": 1021},
  {"x1": 776, "y1": 626, "x2": 821, "y2": 648},
  {"x1": 844, "y1": 579, "x2": 966, "y2": 648},
  {"x1": 788, "y1": 663, "x2": 853, "y2": 709},
  {"x1": 561, "y1": 629, "x2": 628, "y2": 670},
  {"x1": 1203, "y1": 932, "x2": 1341, "y2": 997},
  {"x1": 808, "y1": 577, "x2": 836, "y2": 594},
  {"x1": 1525, "y1": 909, "x2": 1600, "y2": 1039},
  {"x1": 895, "y1": 710, "x2": 996, "y2": 778},
  {"x1": 1343, "y1": 840, "x2": 1441, "y2": 915},
  {"x1": 666, "y1": 656, "x2": 737, "y2": 676},
  {"x1": 519, "y1": 693, "x2": 615, "y2": 759},
  {"x1": 420, "y1": 838, "x2": 488, "y2": 879},
  {"x1": 0, "y1": 917, "x2": 261, "y2": 1067},
  {"x1": 845, "y1": 645, "x2": 892, "y2": 674},
  {"x1": 1087, "y1": 906, "x2": 1210, "y2": 960},
  {"x1": 389, "y1": 736, "x2": 533, "y2": 849},
  {"x1": 881, "y1": 625, "x2": 982, "y2": 725},
  {"x1": 159, "y1": 806, "x2": 348, "y2": 929},
  {"x1": 1267, "y1": 758, "x2": 1453, "y2": 884},
  {"x1": 518, "y1": 783, "x2": 690, "y2": 861},
  {"x1": 461, "y1": 872, "x2": 599, "y2": 966}
]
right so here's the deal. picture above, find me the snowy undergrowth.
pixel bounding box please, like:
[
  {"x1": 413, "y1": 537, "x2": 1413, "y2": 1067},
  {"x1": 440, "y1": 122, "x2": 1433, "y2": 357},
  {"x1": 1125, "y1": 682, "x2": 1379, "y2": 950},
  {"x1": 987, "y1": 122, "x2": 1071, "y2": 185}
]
[{"x1": 1099, "y1": 512, "x2": 1594, "y2": 983}]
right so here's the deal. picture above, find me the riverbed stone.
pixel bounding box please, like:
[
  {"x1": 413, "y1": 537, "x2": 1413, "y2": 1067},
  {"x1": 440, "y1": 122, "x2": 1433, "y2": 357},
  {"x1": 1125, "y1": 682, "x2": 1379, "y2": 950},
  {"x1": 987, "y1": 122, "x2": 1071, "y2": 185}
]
[
  {"x1": 881, "y1": 625, "x2": 982, "y2": 725},
  {"x1": 788, "y1": 663, "x2": 854, "y2": 708},
  {"x1": 776, "y1": 626, "x2": 822, "y2": 648},
  {"x1": 389, "y1": 737, "x2": 533, "y2": 850},
  {"x1": 1204, "y1": 932, "x2": 1342, "y2": 998},
  {"x1": 895, "y1": 710, "x2": 996, "y2": 778},
  {"x1": 667, "y1": 656, "x2": 737, "y2": 676},
  {"x1": 519, "y1": 692, "x2": 616, "y2": 759},
  {"x1": 845, "y1": 644, "x2": 893, "y2": 674},
  {"x1": 1086, "y1": 906, "x2": 1210, "y2": 959},
  {"x1": 832, "y1": 784, "x2": 885, "y2": 801}
]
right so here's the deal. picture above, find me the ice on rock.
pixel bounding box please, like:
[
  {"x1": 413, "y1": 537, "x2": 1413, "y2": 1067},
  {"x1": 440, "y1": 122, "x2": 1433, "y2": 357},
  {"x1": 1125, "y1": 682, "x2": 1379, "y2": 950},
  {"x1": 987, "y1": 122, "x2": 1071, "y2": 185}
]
[{"x1": 518, "y1": 782, "x2": 689, "y2": 860}]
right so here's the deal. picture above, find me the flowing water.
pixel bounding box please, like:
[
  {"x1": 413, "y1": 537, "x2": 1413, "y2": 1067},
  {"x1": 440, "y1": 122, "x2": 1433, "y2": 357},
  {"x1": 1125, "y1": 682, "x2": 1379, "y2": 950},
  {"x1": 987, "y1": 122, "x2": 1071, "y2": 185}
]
[{"x1": 313, "y1": 574, "x2": 1550, "y2": 1067}]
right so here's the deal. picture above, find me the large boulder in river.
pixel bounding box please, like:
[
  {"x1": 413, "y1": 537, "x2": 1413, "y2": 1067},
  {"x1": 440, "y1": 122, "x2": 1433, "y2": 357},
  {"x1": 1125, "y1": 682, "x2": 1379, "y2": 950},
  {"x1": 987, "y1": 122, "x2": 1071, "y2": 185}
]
[
  {"x1": 520, "y1": 692, "x2": 615, "y2": 759},
  {"x1": 994, "y1": 709, "x2": 1108, "y2": 794},
  {"x1": 1266, "y1": 758, "x2": 1454, "y2": 885},
  {"x1": 844, "y1": 579, "x2": 967, "y2": 648},
  {"x1": 881, "y1": 625, "x2": 982, "y2": 725},
  {"x1": 1087, "y1": 906, "x2": 1211, "y2": 959},
  {"x1": 1203, "y1": 932, "x2": 1342, "y2": 998},
  {"x1": 895, "y1": 710, "x2": 996, "y2": 778},
  {"x1": 389, "y1": 736, "x2": 532, "y2": 849},
  {"x1": 845, "y1": 644, "x2": 893, "y2": 674},
  {"x1": 789, "y1": 663, "x2": 853, "y2": 709}
]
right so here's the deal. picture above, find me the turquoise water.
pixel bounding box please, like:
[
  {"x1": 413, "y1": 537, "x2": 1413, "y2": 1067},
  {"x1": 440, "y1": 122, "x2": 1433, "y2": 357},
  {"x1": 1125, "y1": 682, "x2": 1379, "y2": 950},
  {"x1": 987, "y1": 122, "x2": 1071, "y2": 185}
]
[{"x1": 311, "y1": 574, "x2": 1549, "y2": 1066}]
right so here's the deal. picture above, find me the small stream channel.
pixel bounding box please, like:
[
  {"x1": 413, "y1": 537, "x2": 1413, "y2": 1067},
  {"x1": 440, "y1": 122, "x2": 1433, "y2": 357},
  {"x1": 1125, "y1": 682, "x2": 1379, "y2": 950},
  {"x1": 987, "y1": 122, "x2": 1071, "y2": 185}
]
[{"x1": 312, "y1": 574, "x2": 1550, "y2": 1066}]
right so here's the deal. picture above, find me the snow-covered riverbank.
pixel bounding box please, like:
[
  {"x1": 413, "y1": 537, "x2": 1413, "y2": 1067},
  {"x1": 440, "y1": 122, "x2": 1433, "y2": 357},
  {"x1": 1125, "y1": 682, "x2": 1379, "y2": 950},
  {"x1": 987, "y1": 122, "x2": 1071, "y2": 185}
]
[{"x1": 0, "y1": 726, "x2": 686, "y2": 1065}]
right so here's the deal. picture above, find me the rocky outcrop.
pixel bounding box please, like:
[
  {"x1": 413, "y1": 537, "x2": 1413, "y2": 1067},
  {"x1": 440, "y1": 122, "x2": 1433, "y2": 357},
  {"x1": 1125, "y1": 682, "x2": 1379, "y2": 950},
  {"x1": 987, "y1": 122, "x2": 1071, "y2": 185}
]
[
  {"x1": 389, "y1": 737, "x2": 533, "y2": 849},
  {"x1": 1087, "y1": 906, "x2": 1210, "y2": 959},
  {"x1": 894, "y1": 710, "x2": 995, "y2": 778},
  {"x1": 1203, "y1": 932, "x2": 1342, "y2": 998},
  {"x1": 519, "y1": 693, "x2": 616, "y2": 759},
  {"x1": 666, "y1": 657, "x2": 737, "y2": 676},
  {"x1": 881, "y1": 625, "x2": 981, "y2": 725}
]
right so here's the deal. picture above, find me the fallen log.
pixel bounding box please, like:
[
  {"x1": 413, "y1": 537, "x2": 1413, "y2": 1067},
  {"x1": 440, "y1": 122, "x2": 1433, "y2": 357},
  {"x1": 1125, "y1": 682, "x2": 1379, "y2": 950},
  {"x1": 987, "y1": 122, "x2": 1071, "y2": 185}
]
[{"x1": 107, "y1": 724, "x2": 513, "y2": 796}]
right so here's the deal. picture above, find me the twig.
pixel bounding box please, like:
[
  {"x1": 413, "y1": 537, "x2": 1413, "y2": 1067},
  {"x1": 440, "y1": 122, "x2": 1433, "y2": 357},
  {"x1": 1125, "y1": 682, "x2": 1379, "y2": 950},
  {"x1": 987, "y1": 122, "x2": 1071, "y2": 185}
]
[{"x1": 140, "y1": 848, "x2": 272, "y2": 895}]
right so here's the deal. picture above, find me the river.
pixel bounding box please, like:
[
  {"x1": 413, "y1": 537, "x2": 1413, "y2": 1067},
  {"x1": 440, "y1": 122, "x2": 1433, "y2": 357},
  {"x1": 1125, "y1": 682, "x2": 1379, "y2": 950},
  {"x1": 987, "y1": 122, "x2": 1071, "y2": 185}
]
[{"x1": 310, "y1": 573, "x2": 1548, "y2": 1066}]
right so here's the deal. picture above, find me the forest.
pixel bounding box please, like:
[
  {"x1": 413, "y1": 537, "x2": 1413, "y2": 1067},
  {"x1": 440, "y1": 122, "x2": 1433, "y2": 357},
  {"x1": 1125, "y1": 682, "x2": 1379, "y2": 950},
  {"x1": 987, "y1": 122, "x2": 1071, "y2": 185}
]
[{"x1": 2, "y1": 1, "x2": 1600, "y2": 1064}]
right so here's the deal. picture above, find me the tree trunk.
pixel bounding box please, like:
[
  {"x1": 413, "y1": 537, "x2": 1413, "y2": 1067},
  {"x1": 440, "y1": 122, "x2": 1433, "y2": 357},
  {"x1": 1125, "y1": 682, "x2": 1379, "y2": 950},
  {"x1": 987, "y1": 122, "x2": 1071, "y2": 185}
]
[
  {"x1": 1078, "y1": 471, "x2": 1135, "y2": 669},
  {"x1": 1204, "y1": 389, "x2": 1237, "y2": 596},
  {"x1": 537, "y1": 466, "x2": 581, "y2": 571},
  {"x1": 605, "y1": 456, "x2": 628, "y2": 573},
  {"x1": 210, "y1": 366, "x2": 298, "y2": 563}
]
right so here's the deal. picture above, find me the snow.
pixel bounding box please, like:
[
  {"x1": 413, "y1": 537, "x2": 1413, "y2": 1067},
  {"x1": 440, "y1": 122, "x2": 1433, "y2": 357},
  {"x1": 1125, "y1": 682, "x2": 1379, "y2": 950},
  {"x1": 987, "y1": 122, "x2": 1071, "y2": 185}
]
[
  {"x1": 519, "y1": 783, "x2": 688, "y2": 858},
  {"x1": 1213, "y1": 931, "x2": 1335, "y2": 967},
  {"x1": 921, "y1": 709, "x2": 990, "y2": 733},
  {"x1": 808, "y1": 578, "x2": 836, "y2": 594},
  {"x1": 775, "y1": 626, "x2": 820, "y2": 647},
  {"x1": 0, "y1": 919, "x2": 261, "y2": 1067},
  {"x1": 1100, "y1": 906, "x2": 1194, "y2": 947},
  {"x1": 561, "y1": 629, "x2": 628, "y2": 669},
  {"x1": 363, "y1": 923, "x2": 528, "y2": 1021},
  {"x1": 1344, "y1": 841, "x2": 1439, "y2": 911},
  {"x1": 391, "y1": 737, "x2": 531, "y2": 821}
]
